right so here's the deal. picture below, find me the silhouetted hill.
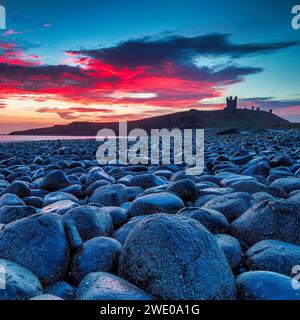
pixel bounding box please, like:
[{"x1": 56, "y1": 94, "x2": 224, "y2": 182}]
[{"x1": 9, "y1": 109, "x2": 294, "y2": 136}]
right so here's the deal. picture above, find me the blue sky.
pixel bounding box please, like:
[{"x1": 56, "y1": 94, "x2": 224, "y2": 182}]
[{"x1": 0, "y1": 0, "x2": 299, "y2": 133}]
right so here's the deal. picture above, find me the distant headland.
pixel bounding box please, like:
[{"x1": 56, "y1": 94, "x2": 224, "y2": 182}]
[{"x1": 9, "y1": 97, "x2": 299, "y2": 136}]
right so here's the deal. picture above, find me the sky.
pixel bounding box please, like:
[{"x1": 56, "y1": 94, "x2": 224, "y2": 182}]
[{"x1": 0, "y1": 0, "x2": 299, "y2": 133}]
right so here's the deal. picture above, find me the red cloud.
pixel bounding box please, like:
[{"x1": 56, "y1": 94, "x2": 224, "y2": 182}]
[{"x1": 0, "y1": 34, "x2": 284, "y2": 117}]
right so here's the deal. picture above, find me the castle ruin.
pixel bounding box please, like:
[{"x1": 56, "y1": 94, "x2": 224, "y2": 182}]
[{"x1": 225, "y1": 96, "x2": 237, "y2": 113}]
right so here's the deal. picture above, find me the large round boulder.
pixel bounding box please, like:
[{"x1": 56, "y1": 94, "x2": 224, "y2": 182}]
[
  {"x1": 0, "y1": 213, "x2": 70, "y2": 286},
  {"x1": 119, "y1": 214, "x2": 236, "y2": 300},
  {"x1": 231, "y1": 199, "x2": 300, "y2": 246}
]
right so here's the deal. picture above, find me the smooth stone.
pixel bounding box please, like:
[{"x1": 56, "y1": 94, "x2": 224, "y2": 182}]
[
  {"x1": 0, "y1": 193, "x2": 25, "y2": 207},
  {"x1": 89, "y1": 184, "x2": 129, "y2": 206},
  {"x1": 124, "y1": 186, "x2": 143, "y2": 201},
  {"x1": 230, "y1": 180, "x2": 269, "y2": 194},
  {"x1": 0, "y1": 205, "x2": 38, "y2": 224},
  {"x1": 76, "y1": 272, "x2": 152, "y2": 300},
  {"x1": 23, "y1": 196, "x2": 43, "y2": 208},
  {"x1": 29, "y1": 294, "x2": 63, "y2": 300},
  {"x1": 63, "y1": 205, "x2": 113, "y2": 241},
  {"x1": 215, "y1": 234, "x2": 242, "y2": 269},
  {"x1": 231, "y1": 199, "x2": 300, "y2": 246},
  {"x1": 0, "y1": 181, "x2": 31, "y2": 199},
  {"x1": 203, "y1": 192, "x2": 255, "y2": 222},
  {"x1": 41, "y1": 200, "x2": 79, "y2": 215},
  {"x1": 271, "y1": 155, "x2": 293, "y2": 167},
  {"x1": 252, "y1": 192, "x2": 276, "y2": 203},
  {"x1": 119, "y1": 214, "x2": 236, "y2": 300},
  {"x1": 271, "y1": 177, "x2": 300, "y2": 194},
  {"x1": 45, "y1": 281, "x2": 76, "y2": 300},
  {"x1": 220, "y1": 174, "x2": 256, "y2": 187},
  {"x1": 178, "y1": 207, "x2": 229, "y2": 234},
  {"x1": 127, "y1": 174, "x2": 167, "y2": 190},
  {"x1": 112, "y1": 216, "x2": 148, "y2": 245},
  {"x1": 85, "y1": 180, "x2": 111, "y2": 197},
  {"x1": 242, "y1": 162, "x2": 270, "y2": 178},
  {"x1": 127, "y1": 192, "x2": 184, "y2": 218},
  {"x1": 71, "y1": 236, "x2": 122, "y2": 284},
  {"x1": 86, "y1": 170, "x2": 115, "y2": 186},
  {"x1": 194, "y1": 194, "x2": 216, "y2": 207},
  {"x1": 0, "y1": 259, "x2": 43, "y2": 300},
  {"x1": 43, "y1": 192, "x2": 79, "y2": 207},
  {"x1": 197, "y1": 187, "x2": 234, "y2": 196},
  {"x1": 170, "y1": 170, "x2": 197, "y2": 182},
  {"x1": 167, "y1": 179, "x2": 197, "y2": 202},
  {"x1": 0, "y1": 213, "x2": 70, "y2": 286},
  {"x1": 236, "y1": 271, "x2": 300, "y2": 300},
  {"x1": 101, "y1": 206, "x2": 128, "y2": 229},
  {"x1": 245, "y1": 240, "x2": 300, "y2": 276},
  {"x1": 39, "y1": 170, "x2": 70, "y2": 192}
]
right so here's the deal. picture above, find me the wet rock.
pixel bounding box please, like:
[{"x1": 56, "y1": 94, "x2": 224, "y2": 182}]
[
  {"x1": 41, "y1": 200, "x2": 79, "y2": 215},
  {"x1": 245, "y1": 240, "x2": 300, "y2": 276},
  {"x1": 0, "y1": 205, "x2": 38, "y2": 224},
  {"x1": 43, "y1": 192, "x2": 79, "y2": 206},
  {"x1": 167, "y1": 179, "x2": 197, "y2": 202},
  {"x1": 0, "y1": 213, "x2": 70, "y2": 286},
  {"x1": 0, "y1": 259, "x2": 43, "y2": 300},
  {"x1": 215, "y1": 234, "x2": 242, "y2": 269},
  {"x1": 230, "y1": 180, "x2": 269, "y2": 194},
  {"x1": 0, "y1": 194, "x2": 25, "y2": 207},
  {"x1": 242, "y1": 162, "x2": 270, "y2": 178},
  {"x1": 0, "y1": 181, "x2": 31, "y2": 199},
  {"x1": 30, "y1": 294, "x2": 63, "y2": 300},
  {"x1": 39, "y1": 170, "x2": 70, "y2": 192},
  {"x1": 236, "y1": 271, "x2": 300, "y2": 300},
  {"x1": 231, "y1": 199, "x2": 300, "y2": 246},
  {"x1": 127, "y1": 192, "x2": 184, "y2": 218},
  {"x1": 119, "y1": 214, "x2": 236, "y2": 300},
  {"x1": 45, "y1": 281, "x2": 76, "y2": 300},
  {"x1": 71, "y1": 236, "x2": 122, "y2": 283},
  {"x1": 128, "y1": 174, "x2": 167, "y2": 190},
  {"x1": 178, "y1": 207, "x2": 229, "y2": 234},
  {"x1": 204, "y1": 192, "x2": 255, "y2": 222},
  {"x1": 63, "y1": 205, "x2": 113, "y2": 241},
  {"x1": 76, "y1": 272, "x2": 152, "y2": 300},
  {"x1": 271, "y1": 177, "x2": 300, "y2": 194},
  {"x1": 101, "y1": 206, "x2": 128, "y2": 229},
  {"x1": 89, "y1": 184, "x2": 128, "y2": 206},
  {"x1": 112, "y1": 216, "x2": 147, "y2": 245}
]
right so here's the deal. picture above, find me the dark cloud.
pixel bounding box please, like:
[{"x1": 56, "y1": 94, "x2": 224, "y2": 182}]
[{"x1": 69, "y1": 33, "x2": 298, "y2": 68}]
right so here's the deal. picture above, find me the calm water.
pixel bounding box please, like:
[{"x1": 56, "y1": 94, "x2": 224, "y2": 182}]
[{"x1": 0, "y1": 135, "x2": 96, "y2": 143}]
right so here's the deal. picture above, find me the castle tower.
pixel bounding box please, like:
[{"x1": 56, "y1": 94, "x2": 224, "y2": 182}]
[{"x1": 225, "y1": 96, "x2": 237, "y2": 113}]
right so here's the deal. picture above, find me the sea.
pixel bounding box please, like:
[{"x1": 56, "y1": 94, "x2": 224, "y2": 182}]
[{"x1": 0, "y1": 135, "x2": 96, "y2": 143}]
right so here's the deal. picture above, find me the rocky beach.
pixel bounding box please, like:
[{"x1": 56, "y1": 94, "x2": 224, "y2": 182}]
[{"x1": 0, "y1": 129, "x2": 299, "y2": 300}]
